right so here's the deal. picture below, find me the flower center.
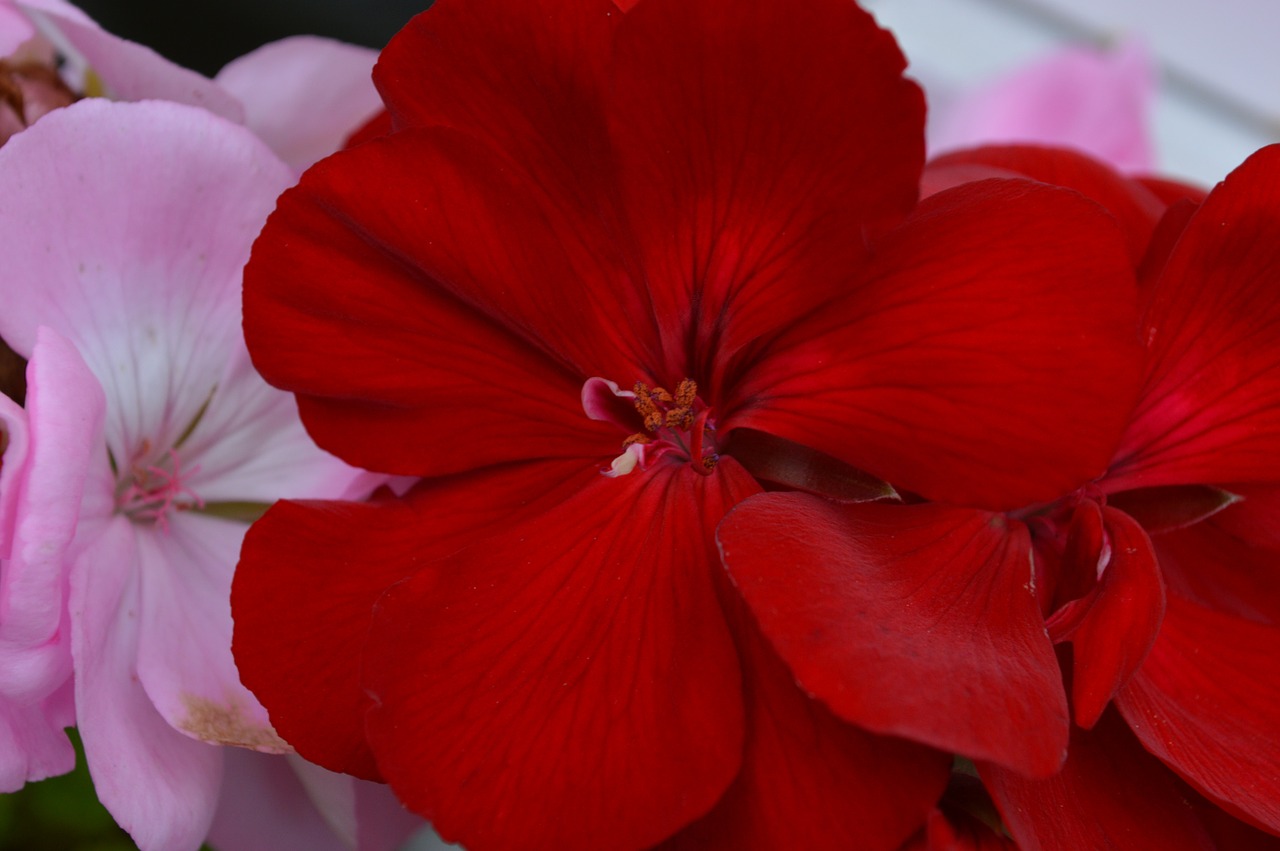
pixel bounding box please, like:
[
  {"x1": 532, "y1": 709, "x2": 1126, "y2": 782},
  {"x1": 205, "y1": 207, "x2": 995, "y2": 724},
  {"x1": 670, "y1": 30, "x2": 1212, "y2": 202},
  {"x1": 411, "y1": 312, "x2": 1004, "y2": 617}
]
[
  {"x1": 583, "y1": 377, "x2": 719, "y2": 477},
  {"x1": 114, "y1": 441, "x2": 203, "y2": 531}
]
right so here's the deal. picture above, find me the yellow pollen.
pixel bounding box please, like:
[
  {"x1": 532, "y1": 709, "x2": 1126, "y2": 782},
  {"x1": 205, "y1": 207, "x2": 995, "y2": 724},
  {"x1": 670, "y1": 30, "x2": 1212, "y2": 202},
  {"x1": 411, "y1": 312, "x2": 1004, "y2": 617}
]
[
  {"x1": 622, "y1": 433, "x2": 651, "y2": 448},
  {"x1": 643, "y1": 411, "x2": 665, "y2": 432}
]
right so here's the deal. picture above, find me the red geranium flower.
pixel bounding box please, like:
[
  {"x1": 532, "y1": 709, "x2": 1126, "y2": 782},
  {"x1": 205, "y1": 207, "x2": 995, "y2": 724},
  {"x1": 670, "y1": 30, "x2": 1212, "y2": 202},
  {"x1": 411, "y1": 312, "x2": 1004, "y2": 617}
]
[
  {"x1": 722, "y1": 145, "x2": 1280, "y2": 847},
  {"x1": 231, "y1": 1, "x2": 1143, "y2": 848}
]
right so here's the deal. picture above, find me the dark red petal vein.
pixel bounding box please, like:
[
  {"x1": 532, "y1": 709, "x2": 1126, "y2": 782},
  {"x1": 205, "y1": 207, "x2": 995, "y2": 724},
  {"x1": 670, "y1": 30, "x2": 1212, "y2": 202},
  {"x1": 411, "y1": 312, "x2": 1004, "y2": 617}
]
[
  {"x1": 244, "y1": 129, "x2": 643, "y2": 476},
  {"x1": 231, "y1": 459, "x2": 600, "y2": 779},
  {"x1": 363, "y1": 460, "x2": 761, "y2": 851},
  {"x1": 608, "y1": 0, "x2": 924, "y2": 387},
  {"x1": 1109, "y1": 144, "x2": 1280, "y2": 490}
]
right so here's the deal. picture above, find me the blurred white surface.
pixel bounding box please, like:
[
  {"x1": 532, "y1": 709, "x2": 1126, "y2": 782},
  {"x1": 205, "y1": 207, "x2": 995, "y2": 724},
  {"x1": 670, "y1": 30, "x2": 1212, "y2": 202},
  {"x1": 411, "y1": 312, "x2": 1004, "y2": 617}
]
[{"x1": 865, "y1": 0, "x2": 1279, "y2": 186}]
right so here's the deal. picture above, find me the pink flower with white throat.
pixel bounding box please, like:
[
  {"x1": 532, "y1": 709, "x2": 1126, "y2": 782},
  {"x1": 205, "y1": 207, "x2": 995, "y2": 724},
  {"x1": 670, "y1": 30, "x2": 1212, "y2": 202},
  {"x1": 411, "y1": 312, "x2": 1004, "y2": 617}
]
[{"x1": 0, "y1": 98, "x2": 368, "y2": 850}]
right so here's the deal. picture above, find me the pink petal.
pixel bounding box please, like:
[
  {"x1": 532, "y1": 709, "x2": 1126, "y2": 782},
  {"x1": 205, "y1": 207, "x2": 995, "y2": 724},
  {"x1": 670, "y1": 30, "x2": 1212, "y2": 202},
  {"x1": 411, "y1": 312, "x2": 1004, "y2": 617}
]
[
  {"x1": 285, "y1": 755, "x2": 426, "y2": 851},
  {"x1": 134, "y1": 515, "x2": 283, "y2": 752},
  {"x1": 730, "y1": 178, "x2": 1142, "y2": 511},
  {"x1": 0, "y1": 678, "x2": 74, "y2": 791},
  {"x1": 17, "y1": 3, "x2": 242, "y2": 121},
  {"x1": 1108, "y1": 144, "x2": 1280, "y2": 490},
  {"x1": 982, "y1": 708, "x2": 1214, "y2": 851},
  {"x1": 70, "y1": 515, "x2": 223, "y2": 851},
  {"x1": 0, "y1": 328, "x2": 102, "y2": 703},
  {"x1": 1117, "y1": 595, "x2": 1280, "y2": 833},
  {"x1": 215, "y1": 36, "x2": 381, "y2": 173},
  {"x1": 931, "y1": 40, "x2": 1156, "y2": 173},
  {"x1": 0, "y1": 99, "x2": 291, "y2": 469},
  {"x1": 362, "y1": 460, "x2": 760, "y2": 850},
  {"x1": 207, "y1": 749, "x2": 422, "y2": 851},
  {"x1": 719, "y1": 495, "x2": 1069, "y2": 777}
]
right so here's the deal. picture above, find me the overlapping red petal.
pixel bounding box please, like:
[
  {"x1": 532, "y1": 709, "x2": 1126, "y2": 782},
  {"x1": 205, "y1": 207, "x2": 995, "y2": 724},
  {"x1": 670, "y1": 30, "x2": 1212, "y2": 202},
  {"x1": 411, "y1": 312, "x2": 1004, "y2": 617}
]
[
  {"x1": 663, "y1": 594, "x2": 949, "y2": 851},
  {"x1": 1117, "y1": 595, "x2": 1280, "y2": 833},
  {"x1": 1149, "y1": 486, "x2": 1280, "y2": 624},
  {"x1": 232, "y1": 459, "x2": 600, "y2": 779},
  {"x1": 719, "y1": 494, "x2": 1068, "y2": 776},
  {"x1": 1047, "y1": 505, "x2": 1165, "y2": 728},
  {"x1": 982, "y1": 707, "x2": 1214, "y2": 851},
  {"x1": 1108, "y1": 144, "x2": 1280, "y2": 490},
  {"x1": 927, "y1": 145, "x2": 1166, "y2": 264},
  {"x1": 362, "y1": 460, "x2": 760, "y2": 851},
  {"x1": 730, "y1": 178, "x2": 1142, "y2": 510}
]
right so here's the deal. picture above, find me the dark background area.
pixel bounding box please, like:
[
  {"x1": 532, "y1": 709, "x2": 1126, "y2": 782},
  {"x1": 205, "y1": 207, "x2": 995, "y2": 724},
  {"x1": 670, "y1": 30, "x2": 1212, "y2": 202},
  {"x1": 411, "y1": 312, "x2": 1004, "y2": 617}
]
[{"x1": 69, "y1": 0, "x2": 430, "y2": 75}]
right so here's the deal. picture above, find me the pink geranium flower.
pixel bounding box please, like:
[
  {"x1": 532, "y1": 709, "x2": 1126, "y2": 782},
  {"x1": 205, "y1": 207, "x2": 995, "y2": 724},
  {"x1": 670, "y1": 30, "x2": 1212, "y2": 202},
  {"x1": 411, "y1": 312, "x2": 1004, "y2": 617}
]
[
  {"x1": 232, "y1": 1, "x2": 1147, "y2": 848},
  {"x1": 930, "y1": 40, "x2": 1157, "y2": 173},
  {"x1": 0, "y1": 98, "x2": 368, "y2": 849}
]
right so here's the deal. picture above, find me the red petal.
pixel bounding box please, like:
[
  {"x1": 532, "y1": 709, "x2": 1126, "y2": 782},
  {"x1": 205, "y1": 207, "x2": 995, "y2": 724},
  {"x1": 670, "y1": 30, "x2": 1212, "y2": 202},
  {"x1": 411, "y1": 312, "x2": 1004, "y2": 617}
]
[
  {"x1": 1117, "y1": 595, "x2": 1280, "y2": 833},
  {"x1": 231, "y1": 458, "x2": 599, "y2": 779},
  {"x1": 244, "y1": 129, "x2": 642, "y2": 476},
  {"x1": 362, "y1": 459, "x2": 761, "y2": 850},
  {"x1": 663, "y1": 593, "x2": 949, "y2": 851},
  {"x1": 982, "y1": 708, "x2": 1214, "y2": 851},
  {"x1": 1108, "y1": 145, "x2": 1280, "y2": 490},
  {"x1": 929, "y1": 145, "x2": 1165, "y2": 264},
  {"x1": 732, "y1": 178, "x2": 1142, "y2": 510},
  {"x1": 374, "y1": 0, "x2": 618, "y2": 211},
  {"x1": 1135, "y1": 175, "x2": 1209, "y2": 207},
  {"x1": 342, "y1": 108, "x2": 390, "y2": 148},
  {"x1": 1107, "y1": 484, "x2": 1241, "y2": 534},
  {"x1": 719, "y1": 495, "x2": 1069, "y2": 777},
  {"x1": 1153, "y1": 484, "x2": 1280, "y2": 626},
  {"x1": 1048, "y1": 506, "x2": 1165, "y2": 728},
  {"x1": 608, "y1": 0, "x2": 924, "y2": 383}
]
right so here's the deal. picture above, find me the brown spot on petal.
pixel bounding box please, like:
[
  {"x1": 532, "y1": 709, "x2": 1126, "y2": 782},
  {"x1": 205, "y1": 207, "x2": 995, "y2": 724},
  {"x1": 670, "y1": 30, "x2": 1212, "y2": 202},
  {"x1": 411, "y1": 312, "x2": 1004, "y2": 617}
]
[{"x1": 180, "y1": 694, "x2": 291, "y2": 753}]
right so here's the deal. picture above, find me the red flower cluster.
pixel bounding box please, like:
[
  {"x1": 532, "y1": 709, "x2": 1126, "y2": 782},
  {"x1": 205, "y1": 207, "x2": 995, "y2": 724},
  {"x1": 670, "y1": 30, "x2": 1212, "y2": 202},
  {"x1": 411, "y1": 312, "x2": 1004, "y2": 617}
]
[{"x1": 231, "y1": 1, "x2": 1280, "y2": 849}]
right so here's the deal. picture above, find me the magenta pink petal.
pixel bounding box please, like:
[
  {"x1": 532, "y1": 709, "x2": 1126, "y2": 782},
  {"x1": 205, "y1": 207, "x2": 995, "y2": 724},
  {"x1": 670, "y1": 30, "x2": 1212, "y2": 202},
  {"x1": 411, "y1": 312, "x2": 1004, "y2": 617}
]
[
  {"x1": 0, "y1": 327, "x2": 102, "y2": 703},
  {"x1": 719, "y1": 494, "x2": 1068, "y2": 777}
]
